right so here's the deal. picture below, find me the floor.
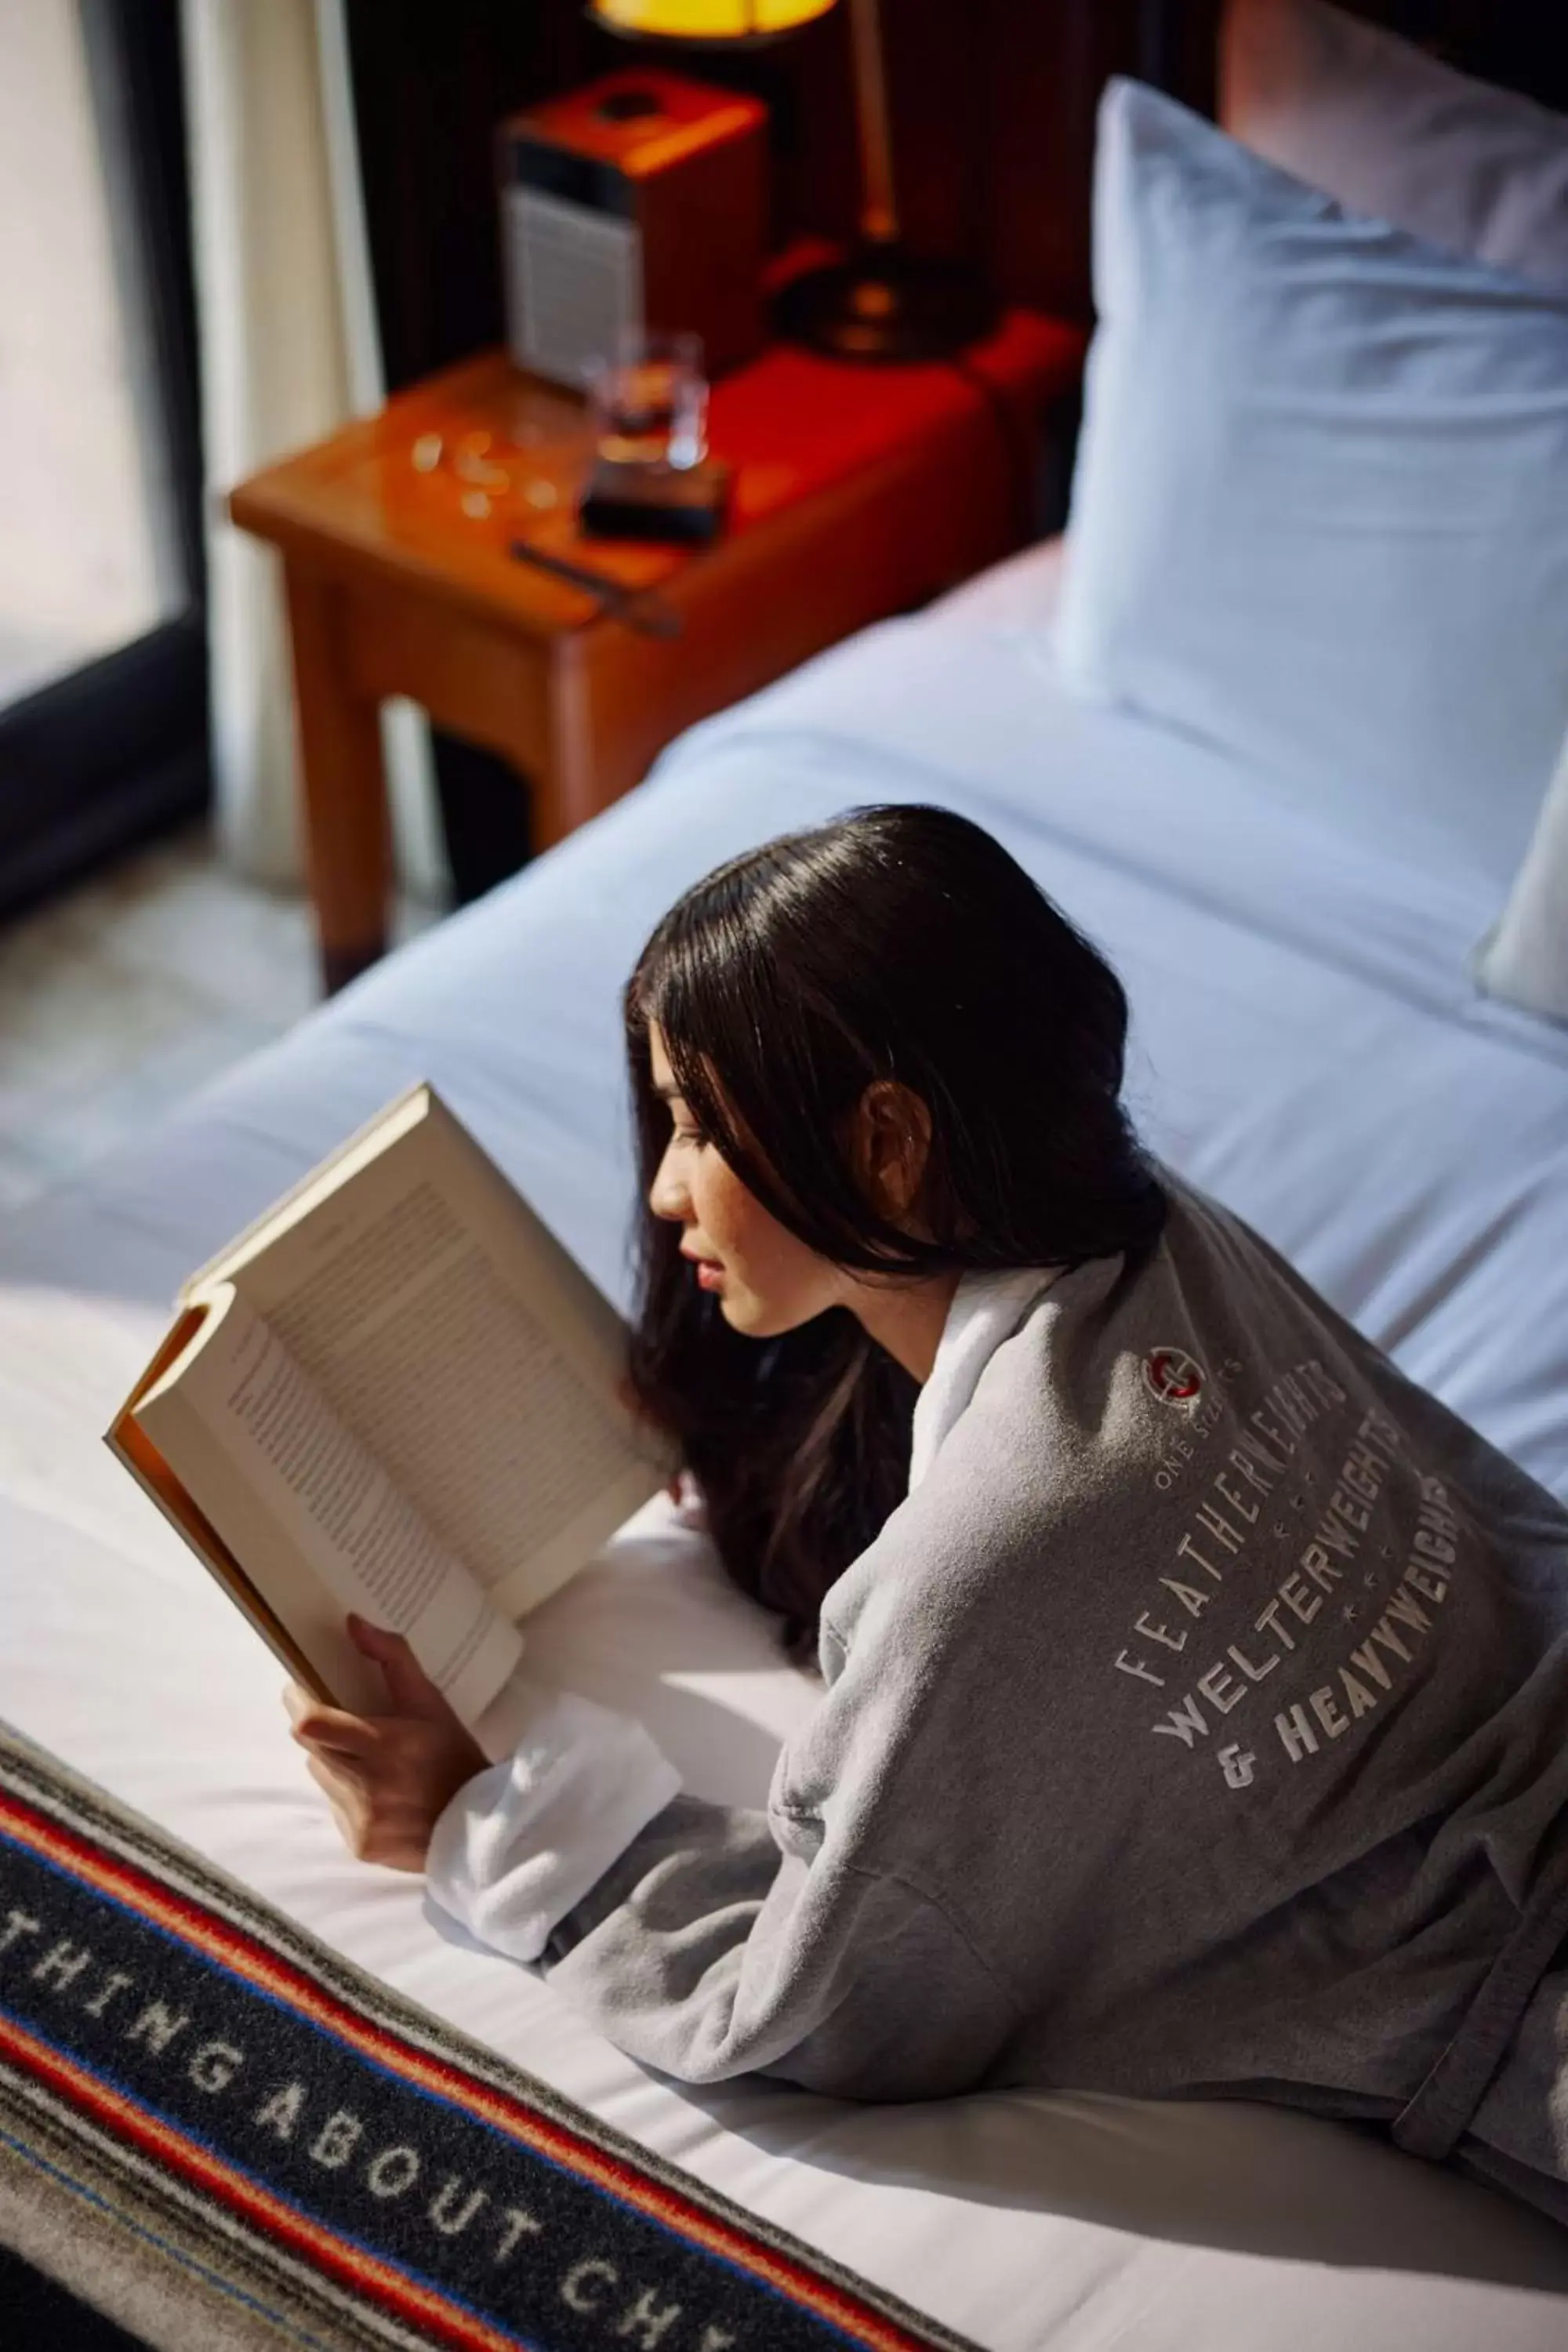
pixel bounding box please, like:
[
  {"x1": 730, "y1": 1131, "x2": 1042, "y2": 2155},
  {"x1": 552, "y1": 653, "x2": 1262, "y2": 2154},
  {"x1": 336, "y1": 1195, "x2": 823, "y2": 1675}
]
[{"x1": 0, "y1": 823, "x2": 440, "y2": 1216}]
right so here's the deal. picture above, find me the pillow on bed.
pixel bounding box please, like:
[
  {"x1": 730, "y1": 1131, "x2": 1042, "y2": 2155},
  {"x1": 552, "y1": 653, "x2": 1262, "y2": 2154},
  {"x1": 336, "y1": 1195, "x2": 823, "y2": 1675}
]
[
  {"x1": 1474, "y1": 734, "x2": 1568, "y2": 1023},
  {"x1": 1055, "y1": 79, "x2": 1568, "y2": 891},
  {"x1": 1221, "y1": 0, "x2": 1568, "y2": 297}
]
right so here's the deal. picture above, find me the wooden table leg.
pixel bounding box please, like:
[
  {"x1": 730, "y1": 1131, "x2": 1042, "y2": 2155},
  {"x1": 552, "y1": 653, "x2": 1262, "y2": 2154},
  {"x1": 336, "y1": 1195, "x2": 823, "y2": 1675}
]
[
  {"x1": 544, "y1": 632, "x2": 634, "y2": 848},
  {"x1": 282, "y1": 567, "x2": 392, "y2": 995}
]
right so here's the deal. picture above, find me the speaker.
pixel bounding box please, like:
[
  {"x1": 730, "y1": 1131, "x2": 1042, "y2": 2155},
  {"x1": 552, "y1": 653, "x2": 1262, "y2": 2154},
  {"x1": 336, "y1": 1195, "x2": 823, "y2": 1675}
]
[{"x1": 497, "y1": 70, "x2": 768, "y2": 390}]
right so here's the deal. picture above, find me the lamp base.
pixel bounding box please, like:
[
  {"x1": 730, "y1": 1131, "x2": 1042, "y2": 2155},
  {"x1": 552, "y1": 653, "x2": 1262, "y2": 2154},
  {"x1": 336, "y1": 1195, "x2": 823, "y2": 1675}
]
[{"x1": 773, "y1": 246, "x2": 999, "y2": 363}]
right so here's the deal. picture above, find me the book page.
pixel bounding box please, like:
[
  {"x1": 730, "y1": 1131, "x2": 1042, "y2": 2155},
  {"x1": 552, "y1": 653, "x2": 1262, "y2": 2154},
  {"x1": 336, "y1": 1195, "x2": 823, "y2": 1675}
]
[
  {"x1": 134, "y1": 1287, "x2": 522, "y2": 1726},
  {"x1": 208, "y1": 1089, "x2": 668, "y2": 1617}
]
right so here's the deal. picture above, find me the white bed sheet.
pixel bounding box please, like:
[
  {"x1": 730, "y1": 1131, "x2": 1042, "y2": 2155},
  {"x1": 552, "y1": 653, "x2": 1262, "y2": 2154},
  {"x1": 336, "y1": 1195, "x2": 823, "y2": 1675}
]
[{"x1": 4, "y1": 545, "x2": 1568, "y2": 2347}]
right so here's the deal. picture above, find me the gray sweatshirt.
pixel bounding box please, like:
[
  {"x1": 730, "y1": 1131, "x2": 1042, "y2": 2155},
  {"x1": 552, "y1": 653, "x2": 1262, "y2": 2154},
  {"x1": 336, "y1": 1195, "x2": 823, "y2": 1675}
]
[{"x1": 433, "y1": 1179, "x2": 1568, "y2": 2153}]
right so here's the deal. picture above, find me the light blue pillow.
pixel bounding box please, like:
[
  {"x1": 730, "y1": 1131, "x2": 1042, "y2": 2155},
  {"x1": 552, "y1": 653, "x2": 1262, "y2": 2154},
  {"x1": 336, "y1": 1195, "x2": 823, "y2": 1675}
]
[{"x1": 1056, "y1": 78, "x2": 1568, "y2": 892}]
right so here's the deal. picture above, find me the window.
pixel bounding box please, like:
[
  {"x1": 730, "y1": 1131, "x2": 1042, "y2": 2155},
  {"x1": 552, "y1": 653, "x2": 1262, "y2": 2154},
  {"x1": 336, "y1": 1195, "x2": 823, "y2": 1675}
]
[{"x1": 0, "y1": 0, "x2": 205, "y2": 918}]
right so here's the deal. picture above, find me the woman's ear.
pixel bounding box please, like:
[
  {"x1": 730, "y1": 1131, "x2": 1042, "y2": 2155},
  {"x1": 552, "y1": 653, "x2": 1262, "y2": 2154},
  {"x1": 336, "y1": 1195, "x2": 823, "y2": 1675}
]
[{"x1": 851, "y1": 1080, "x2": 933, "y2": 1225}]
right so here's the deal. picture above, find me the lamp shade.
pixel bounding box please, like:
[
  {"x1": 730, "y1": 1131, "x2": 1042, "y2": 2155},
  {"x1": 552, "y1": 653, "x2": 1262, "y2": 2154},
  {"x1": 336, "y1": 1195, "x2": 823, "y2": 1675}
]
[{"x1": 591, "y1": 0, "x2": 834, "y2": 36}]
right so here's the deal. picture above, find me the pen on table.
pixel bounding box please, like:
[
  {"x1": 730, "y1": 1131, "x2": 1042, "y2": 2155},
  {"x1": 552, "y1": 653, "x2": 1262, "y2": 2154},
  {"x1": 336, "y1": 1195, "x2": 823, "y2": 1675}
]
[{"x1": 506, "y1": 539, "x2": 683, "y2": 639}]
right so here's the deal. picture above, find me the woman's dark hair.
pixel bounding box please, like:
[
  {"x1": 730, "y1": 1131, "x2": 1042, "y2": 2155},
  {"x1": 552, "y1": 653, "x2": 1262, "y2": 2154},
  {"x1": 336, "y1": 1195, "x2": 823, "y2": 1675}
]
[{"x1": 623, "y1": 804, "x2": 1165, "y2": 1657}]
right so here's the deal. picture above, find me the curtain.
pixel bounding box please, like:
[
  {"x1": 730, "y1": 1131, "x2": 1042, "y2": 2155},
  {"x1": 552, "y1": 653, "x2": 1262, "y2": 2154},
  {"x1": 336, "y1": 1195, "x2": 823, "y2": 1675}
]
[{"x1": 180, "y1": 0, "x2": 446, "y2": 900}]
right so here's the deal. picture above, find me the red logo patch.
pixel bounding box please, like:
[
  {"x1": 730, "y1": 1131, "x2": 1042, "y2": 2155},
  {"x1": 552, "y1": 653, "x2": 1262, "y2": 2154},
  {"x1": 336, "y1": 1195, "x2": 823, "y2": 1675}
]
[{"x1": 1144, "y1": 1346, "x2": 1204, "y2": 1408}]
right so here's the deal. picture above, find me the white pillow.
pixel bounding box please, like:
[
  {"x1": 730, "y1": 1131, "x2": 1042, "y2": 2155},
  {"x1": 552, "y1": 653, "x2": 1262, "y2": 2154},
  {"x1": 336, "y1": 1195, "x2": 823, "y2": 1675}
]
[
  {"x1": 1474, "y1": 734, "x2": 1568, "y2": 1022},
  {"x1": 1056, "y1": 80, "x2": 1568, "y2": 891},
  {"x1": 1221, "y1": 0, "x2": 1568, "y2": 298}
]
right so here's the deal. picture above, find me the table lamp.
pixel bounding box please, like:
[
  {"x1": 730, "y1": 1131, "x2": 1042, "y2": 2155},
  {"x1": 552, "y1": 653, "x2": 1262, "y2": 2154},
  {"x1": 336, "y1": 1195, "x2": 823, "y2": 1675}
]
[{"x1": 589, "y1": 0, "x2": 999, "y2": 361}]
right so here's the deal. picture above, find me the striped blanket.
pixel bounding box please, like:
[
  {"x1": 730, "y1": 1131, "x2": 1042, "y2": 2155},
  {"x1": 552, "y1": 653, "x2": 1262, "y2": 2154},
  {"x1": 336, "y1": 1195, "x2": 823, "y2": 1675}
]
[{"x1": 0, "y1": 1726, "x2": 974, "y2": 2352}]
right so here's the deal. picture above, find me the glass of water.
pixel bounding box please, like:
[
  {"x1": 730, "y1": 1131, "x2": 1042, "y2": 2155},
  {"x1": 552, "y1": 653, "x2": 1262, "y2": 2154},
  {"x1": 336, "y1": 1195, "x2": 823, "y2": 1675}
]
[{"x1": 587, "y1": 328, "x2": 707, "y2": 472}]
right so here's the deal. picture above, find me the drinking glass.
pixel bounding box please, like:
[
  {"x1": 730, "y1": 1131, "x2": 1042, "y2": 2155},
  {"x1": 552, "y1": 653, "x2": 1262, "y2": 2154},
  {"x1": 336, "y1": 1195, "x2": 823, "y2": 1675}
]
[{"x1": 587, "y1": 328, "x2": 707, "y2": 472}]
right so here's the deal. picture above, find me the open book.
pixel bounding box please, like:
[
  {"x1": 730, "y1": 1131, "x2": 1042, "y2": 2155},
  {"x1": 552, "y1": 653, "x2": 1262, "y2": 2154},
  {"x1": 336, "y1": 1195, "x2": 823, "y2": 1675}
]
[{"x1": 106, "y1": 1083, "x2": 670, "y2": 1728}]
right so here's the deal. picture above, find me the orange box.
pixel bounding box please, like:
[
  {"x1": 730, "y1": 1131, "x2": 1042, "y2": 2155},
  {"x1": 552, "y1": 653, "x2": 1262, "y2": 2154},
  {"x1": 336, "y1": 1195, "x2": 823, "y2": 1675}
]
[{"x1": 497, "y1": 70, "x2": 768, "y2": 386}]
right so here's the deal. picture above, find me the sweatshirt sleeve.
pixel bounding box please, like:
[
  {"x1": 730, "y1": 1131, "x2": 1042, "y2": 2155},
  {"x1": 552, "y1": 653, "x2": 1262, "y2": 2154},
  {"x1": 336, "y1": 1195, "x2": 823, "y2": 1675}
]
[
  {"x1": 535, "y1": 1796, "x2": 1023, "y2": 2100},
  {"x1": 425, "y1": 1680, "x2": 682, "y2": 1964}
]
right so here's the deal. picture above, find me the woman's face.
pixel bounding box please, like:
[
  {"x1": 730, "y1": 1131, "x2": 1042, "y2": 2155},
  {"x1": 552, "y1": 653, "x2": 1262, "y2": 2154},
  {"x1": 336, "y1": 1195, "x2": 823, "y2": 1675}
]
[{"x1": 646, "y1": 1021, "x2": 844, "y2": 1339}]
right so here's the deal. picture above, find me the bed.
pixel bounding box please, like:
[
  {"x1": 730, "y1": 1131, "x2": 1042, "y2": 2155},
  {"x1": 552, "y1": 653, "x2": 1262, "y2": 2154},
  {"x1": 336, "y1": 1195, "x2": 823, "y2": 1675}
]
[{"x1": 6, "y1": 531, "x2": 1568, "y2": 2347}]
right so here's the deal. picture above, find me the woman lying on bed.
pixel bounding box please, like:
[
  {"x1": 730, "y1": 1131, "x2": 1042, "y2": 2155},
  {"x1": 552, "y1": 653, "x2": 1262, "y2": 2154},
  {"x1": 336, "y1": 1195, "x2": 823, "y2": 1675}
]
[{"x1": 289, "y1": 804, "x2": 1568, "y2": 2222}]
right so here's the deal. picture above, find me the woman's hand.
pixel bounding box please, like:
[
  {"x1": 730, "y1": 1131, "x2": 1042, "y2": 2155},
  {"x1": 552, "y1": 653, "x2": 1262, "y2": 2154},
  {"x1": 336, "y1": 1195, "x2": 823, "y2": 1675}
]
[{"x1": 284, "y1": 1614, "x2": 487, "y2": 1872}]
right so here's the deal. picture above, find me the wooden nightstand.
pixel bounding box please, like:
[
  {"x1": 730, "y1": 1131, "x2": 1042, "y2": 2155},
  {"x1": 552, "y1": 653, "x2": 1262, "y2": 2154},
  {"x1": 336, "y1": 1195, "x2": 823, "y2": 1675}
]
[{"x1": 230, "y1": 314, "x2": 1085, "y2": 993}]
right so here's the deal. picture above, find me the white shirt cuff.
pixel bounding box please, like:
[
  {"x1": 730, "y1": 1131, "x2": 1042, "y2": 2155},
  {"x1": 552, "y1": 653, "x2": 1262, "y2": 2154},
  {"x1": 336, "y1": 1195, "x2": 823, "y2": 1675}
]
[{"x1": 425, "y1": 1680, "x2": 681, "y2": 1963}]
